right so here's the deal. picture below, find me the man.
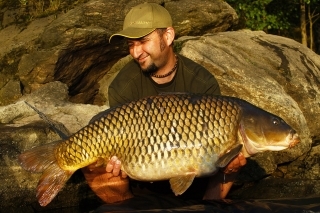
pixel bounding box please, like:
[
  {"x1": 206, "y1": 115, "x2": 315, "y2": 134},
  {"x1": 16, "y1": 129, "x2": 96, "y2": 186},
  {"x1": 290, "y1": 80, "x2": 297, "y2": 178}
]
[{"x1": 82, "y1": 2, "x2": 246, "y2": 204}]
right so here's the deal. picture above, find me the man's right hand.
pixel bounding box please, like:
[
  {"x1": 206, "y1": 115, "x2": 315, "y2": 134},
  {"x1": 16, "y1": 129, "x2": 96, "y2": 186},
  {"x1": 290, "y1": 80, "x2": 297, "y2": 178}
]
[
  {"x1": 82, "y1": 156, "x2": 133, "y2": 203},
  {"x1": 106, "y1": 156, "x2": 128, "y2": 178}
]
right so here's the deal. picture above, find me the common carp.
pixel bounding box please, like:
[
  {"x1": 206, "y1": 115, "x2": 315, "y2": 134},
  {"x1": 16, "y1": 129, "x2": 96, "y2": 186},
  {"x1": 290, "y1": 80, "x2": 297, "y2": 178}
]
[{"x1": 18, "y1": 93, "x2": 300, "y2": 206}]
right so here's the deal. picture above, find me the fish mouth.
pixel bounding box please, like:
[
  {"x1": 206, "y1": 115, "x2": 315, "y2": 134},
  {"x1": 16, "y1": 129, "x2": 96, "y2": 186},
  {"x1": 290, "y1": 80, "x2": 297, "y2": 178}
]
[
  {"x1": 242, "y1": 138, "x2": 290, "y2": 156},
  {"x1": 287, "y1": 131, "x2": 300, "y2": 148},
  {"x1": 257, "y1": 131, "x2": 300, "y2": 151}
]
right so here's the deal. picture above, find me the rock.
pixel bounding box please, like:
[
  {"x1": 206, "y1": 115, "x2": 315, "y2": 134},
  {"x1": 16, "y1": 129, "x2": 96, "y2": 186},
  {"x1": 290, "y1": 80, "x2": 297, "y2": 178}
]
[
  {"x1": 229, "y1": 178, "x2": 320, "y2": 199},
  {"x1": 0, "y1": 81, "x2": 106, "y2": 210},
  {"x1": 176, "y1": 30, "x2": 319, "y2": 199},
  {"x1": 0, "y1": 79, "x2": 22, "y2": 106},
  {"x1": 0, "y1": 81, "x2": 106, "y2": 136},
  {"x1": 0, "y1": 0, "x2": 238, "y2": 106},
  {"x1": 179, "y1": 30, "x2": 319, "y2": 140},
  {"x1": 165, "y1": 0, "x2": 238, "y2": 37},
  {"x1": 285, "y1": 143, "x2": 320, "y2": 179}
]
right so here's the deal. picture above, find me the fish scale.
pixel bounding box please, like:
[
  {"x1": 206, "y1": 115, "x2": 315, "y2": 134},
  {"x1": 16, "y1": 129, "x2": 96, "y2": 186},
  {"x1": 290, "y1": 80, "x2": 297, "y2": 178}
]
[
  {"x1": 55, "y1": 95, "x2": 239, "y2": 179},
  {"x1": 18, "y1": 93, "x2": 300, "y2": 206}
]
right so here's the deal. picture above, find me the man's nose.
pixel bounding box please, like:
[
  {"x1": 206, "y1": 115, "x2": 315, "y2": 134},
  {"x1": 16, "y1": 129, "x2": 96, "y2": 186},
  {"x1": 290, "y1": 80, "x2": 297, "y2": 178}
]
[{"x1": 130, "y1": 44, "x2": 142, "y2": 59}]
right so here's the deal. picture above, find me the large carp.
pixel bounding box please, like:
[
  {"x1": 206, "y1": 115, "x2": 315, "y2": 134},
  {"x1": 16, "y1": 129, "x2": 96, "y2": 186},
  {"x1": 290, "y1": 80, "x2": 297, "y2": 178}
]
[{"x1": 18, "y1": 93, "x2": 300, "y2": 206}]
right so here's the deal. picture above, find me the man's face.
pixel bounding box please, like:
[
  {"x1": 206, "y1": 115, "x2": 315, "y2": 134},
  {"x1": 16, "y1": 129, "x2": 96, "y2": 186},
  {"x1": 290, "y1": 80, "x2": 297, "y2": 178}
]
[{"x1": 127, "y1": 29, "x2": 169, "y2": 75}]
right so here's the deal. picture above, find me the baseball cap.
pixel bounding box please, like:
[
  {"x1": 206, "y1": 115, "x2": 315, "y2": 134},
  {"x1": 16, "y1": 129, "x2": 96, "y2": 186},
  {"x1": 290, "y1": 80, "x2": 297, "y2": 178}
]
[{"x1": 109, "y1": 3, "x2": 172, "y2": 43}]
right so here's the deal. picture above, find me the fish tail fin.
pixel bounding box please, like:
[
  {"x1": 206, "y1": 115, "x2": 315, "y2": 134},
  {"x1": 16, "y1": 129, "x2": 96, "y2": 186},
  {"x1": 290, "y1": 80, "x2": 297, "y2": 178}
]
[
  {"x1": 36, "y1": 163, "x2": 73, "y2": 206},
  {"x1": 18, "y1": 141, "x2": 74, "y2": 206}
]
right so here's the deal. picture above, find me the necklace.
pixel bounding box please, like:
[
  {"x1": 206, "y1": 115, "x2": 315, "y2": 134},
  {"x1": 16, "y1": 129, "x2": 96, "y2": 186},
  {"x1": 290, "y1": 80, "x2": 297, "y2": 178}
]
[{"x1": 151, "y1": 56, "x2": 178, "y2": 78}]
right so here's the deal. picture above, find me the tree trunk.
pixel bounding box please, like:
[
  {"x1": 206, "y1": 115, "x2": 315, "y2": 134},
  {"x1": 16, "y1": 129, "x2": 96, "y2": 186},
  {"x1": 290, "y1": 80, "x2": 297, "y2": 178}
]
[
  {"x1": 300, "y1": 0, "x2": 307, "y2": 46},
  {"x1": 308, "y1": 4, "x2": 314, "y2": 50}
]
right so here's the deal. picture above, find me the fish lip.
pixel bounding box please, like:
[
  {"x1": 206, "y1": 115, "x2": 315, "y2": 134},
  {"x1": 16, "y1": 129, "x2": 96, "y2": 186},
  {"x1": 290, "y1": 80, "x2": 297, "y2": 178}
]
[{"x1": 287, "y1": 132, "x2": 300, "y2": 148}]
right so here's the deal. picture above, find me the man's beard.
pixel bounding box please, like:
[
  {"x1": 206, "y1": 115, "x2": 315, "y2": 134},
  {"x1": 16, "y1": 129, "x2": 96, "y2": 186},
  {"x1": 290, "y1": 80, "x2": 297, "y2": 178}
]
[{"x1": 141, "y1": 63, "x2": 159, "y2": 76}]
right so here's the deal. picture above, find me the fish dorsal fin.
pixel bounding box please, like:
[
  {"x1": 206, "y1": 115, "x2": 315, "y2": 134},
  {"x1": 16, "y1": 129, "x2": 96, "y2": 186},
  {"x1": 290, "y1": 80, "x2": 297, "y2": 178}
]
[
  {"x1": 169, "y1": 174, "x2": 196, "y2": 196},
  {"x1": 216, "y1": 144, "x2": 243, "y2": 168},
  {"x1": 24, "y1": 101, "x2": 71, "y2": 139},
  {"x1": 158, "y1": 92, "x2": 191, "y2": 96}
]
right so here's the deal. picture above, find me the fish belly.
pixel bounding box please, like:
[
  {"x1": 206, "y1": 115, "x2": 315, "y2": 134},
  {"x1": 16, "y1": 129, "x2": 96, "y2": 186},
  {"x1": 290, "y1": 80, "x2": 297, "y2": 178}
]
[{"x1": 122, "y1": 150, "x2": 220, "y2": 181}]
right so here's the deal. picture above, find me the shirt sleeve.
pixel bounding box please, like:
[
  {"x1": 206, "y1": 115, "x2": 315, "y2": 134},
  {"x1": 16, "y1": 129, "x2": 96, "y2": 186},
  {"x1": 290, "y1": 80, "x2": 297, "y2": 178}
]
[
  {"x1": 108, "y1": 85, "x2": 125, "y2": 107},
  {"x1": 179, "y1": 54, "x2": 221, "y2": 96},
  {"x1": 108, "y1": 60, "x2": 140, "y2": 108},
  {"x1": 203, "y1": 73, "x2": 221, "y2": 95}
]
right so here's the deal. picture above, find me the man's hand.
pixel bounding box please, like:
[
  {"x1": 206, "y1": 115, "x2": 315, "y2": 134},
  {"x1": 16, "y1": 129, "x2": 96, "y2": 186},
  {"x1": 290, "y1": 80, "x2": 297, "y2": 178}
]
[
  {"x1": 223, "y1": 152, "x2": 247, "y2": 174},
  {"x1": 106, "y1": 156, "x2": 128, "y2": 178},
  {"x1": 203, "y1": 152, "x2": 247, "y2": 200},
  {"x1": 82, "y1": 156, "x2": 133, "y2": 203}
]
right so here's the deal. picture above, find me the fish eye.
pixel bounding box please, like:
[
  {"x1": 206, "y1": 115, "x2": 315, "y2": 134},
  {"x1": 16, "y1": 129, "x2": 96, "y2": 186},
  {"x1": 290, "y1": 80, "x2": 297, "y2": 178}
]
[{"x1": 272, "y1": 118, "x2": 280, "y2": 125}]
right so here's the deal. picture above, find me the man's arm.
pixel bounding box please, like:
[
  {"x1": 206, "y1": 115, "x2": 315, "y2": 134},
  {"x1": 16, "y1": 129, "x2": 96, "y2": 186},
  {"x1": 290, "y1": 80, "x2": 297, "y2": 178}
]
[
  {"x1": 203, "y1": 153, "x2": 247, "y2": 199},
  {"x1": 108, "y1": 85, "x2": 129, "y2": 108}
]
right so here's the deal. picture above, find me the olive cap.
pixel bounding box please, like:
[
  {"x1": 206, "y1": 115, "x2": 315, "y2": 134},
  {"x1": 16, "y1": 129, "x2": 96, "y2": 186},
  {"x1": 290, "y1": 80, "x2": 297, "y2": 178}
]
[{"x1": 109, "y1": 3, "x2": 172, "y2": 42}]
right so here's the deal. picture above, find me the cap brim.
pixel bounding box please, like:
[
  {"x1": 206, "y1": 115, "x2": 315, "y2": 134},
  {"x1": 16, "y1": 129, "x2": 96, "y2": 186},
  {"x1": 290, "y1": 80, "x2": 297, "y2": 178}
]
[{"x1": 109, "y1": 28, "x2": 155, "y2": 43}]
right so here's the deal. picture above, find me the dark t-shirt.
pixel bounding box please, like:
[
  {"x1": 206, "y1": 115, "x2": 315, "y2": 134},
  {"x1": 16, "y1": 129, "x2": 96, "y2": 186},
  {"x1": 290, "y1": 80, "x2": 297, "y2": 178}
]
[
  {"x1": 108, "y1": 54, "x2": 220, "y2": 107},
  {"x1": 108, "y1": 53, "x2": 221, "y2": 200}
]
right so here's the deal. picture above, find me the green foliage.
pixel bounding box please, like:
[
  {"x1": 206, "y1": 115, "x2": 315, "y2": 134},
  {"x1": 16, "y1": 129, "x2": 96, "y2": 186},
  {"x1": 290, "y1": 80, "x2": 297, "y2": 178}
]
[
  {"x1": 225, "y1": 0, "x2": 320, "y2": 52},
  {"x1": 226, "y1": 0, "x2": 294, "y2": 31}
]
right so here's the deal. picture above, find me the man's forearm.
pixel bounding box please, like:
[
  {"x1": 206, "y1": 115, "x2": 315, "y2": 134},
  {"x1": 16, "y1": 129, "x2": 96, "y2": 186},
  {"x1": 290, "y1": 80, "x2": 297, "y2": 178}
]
[{"x1": 203, "y1": 171, "x2": 239, "y2": 200}]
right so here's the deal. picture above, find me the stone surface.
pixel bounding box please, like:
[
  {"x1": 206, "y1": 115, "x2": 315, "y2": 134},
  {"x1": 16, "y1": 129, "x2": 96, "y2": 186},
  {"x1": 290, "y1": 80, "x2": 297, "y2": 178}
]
[
  {"x1": 179, "y1": 30, "x2": 319, "y2": 141},
  {"x1": 0, "y1": 0, "x2": 238, "y2": 106},
  {"x1": 0, "y1": 81, "x2": 106, "y2": 211}
]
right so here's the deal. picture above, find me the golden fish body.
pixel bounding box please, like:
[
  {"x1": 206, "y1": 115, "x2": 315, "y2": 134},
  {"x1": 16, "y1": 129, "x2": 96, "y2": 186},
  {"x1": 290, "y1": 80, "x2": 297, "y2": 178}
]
[
  {"x1": 18, "y1": 93, "x2": 300, "y2": 206},
  {"x1": 57, "y1": 94, "x2": 241, "y2": 179}
]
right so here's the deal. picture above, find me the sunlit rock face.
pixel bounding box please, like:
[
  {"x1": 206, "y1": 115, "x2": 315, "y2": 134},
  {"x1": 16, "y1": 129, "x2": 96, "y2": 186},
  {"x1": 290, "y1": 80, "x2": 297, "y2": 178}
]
[
  {"x1": 1, "y1": 0, "x2": 320, "y2": 212},
  {"x1": 176, "y1": 31, "x2": 319, "y2": 199},
  {"x1": 0, "y1": 0, "x2": 238, "y2": 107}
]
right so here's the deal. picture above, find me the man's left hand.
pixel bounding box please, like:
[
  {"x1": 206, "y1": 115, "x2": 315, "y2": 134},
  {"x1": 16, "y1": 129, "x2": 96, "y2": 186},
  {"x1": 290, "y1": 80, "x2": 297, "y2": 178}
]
[{"x1": 223, "y1": 152, "x2": 247, "y2": 174}]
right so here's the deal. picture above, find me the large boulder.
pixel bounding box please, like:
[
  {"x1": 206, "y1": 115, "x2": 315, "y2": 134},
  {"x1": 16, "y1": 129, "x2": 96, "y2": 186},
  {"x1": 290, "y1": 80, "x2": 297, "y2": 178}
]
[
  {"x1": 177, "y1": 30, "x2": 319, "y2": 199},
  {"x1": 0, "y1": 0, "x2": 237, "y2": 106},
  {"x1": 0, "y1": 81, "x2": 106, "y2": 212}
]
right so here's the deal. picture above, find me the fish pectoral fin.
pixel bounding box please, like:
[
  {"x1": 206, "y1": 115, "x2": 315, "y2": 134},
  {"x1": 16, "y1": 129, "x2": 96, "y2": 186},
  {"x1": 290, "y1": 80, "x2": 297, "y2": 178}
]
[
  {"x1": 216, "y1": 144, "x2": 243, "y2": 168},
  {"x1": 95, "y1": 157, "x2": 106, "y2": 167},
  {"x1": 169, "y1": 174, "x2": 196, "y2": 196}
]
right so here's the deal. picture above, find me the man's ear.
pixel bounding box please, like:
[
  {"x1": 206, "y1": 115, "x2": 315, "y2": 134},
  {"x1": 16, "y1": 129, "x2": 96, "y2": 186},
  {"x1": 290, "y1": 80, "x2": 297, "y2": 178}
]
[{"x1": 165, "y1": 27, "x2": 175, "y2": 46}]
